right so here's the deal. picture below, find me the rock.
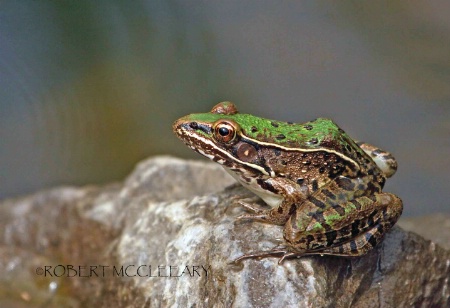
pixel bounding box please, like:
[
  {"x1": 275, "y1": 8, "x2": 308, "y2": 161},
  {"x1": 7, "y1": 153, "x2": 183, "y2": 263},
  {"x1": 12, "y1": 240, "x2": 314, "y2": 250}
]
[{"x1": 0, "y1": 156, "x2": 449, "y2": 307}]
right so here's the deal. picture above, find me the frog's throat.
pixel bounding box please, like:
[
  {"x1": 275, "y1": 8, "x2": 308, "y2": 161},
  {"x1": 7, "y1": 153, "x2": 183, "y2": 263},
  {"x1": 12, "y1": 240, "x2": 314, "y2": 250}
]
[{"x1": 224, "y1": 168, "x2": 283, "y2": 208}]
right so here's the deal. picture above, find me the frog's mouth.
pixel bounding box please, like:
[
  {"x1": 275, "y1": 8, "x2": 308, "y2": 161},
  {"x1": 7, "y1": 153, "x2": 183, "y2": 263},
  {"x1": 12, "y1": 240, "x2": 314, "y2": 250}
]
[{"x1": 173, "y1": 119, "x2": 218, "y2": 161}]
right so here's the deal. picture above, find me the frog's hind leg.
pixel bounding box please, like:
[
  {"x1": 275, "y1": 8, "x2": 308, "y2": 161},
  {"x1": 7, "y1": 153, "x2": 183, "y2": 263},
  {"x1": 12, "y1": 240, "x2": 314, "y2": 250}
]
[
  {"x1": 284, "y1": 192, "x2": 403, "y2": 257},
  {"x1": 232, "y1": 215, "x2": 397, "y2": 265}
]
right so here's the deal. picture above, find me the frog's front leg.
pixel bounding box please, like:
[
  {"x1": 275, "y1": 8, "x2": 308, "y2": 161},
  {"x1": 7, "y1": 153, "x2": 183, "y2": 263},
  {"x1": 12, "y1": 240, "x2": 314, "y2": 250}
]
[{"x1": 236, "y1": 177, "x2": 309, "y2": 226}]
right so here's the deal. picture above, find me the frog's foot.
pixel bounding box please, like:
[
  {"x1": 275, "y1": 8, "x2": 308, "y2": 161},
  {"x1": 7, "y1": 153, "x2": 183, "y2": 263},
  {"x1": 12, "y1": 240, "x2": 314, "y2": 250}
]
[
  {"x1": 234, "y1": 199, "x2": 275, "y2": 222},
  {"x1": 235, "y1": 205, "x2": 284, "y2": 224},
  {"x1": 231, "y1": 246, "x2": 305, "y2": 265}
]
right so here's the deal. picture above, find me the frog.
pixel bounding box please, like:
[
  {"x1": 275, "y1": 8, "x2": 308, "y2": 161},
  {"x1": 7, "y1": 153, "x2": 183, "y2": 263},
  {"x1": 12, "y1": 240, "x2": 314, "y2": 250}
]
[{"x1": 172, "y1": 101, "x2": 403, "y2": 263}]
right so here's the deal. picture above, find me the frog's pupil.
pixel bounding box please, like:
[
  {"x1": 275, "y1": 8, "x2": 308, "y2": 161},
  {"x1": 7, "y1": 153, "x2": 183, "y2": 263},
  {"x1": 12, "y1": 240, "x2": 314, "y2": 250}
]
[{"x1": 219, "y1": 127, "x2": 229, "y2": 136}]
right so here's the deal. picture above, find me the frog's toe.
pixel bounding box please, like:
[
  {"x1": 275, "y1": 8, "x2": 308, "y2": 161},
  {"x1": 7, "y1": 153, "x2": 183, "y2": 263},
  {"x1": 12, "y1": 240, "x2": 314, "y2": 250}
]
[
  {"x1": 230, "y1": 248, "x2": 289, "y2": 264},
  {"x1": 236, "y1": 200, "x2": 265, "y2": 213},
  {"x1": 277, "y1": 252, "x2": 305, "y2": 264},
  {"x1": 235, "y1": 212, "x2": 270, "y2": 222}
]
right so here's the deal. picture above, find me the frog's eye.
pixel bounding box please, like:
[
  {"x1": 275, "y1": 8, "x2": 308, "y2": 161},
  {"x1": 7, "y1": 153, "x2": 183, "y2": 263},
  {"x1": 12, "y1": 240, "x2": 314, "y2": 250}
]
[{"x1": 213, "y1": 120, "x2": 239, "y2": 143}]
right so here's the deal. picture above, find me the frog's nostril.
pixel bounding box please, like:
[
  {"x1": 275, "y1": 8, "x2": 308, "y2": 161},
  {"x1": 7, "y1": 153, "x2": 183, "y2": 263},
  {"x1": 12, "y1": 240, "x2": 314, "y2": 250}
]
[{"x1": 189, "y1": 122, "x2": 199, "y2": 129}]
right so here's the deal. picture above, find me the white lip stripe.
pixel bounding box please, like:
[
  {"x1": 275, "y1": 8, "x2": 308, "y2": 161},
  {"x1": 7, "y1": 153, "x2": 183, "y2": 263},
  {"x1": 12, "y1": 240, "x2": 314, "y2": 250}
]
[{"x1": 179, "y1": 129, "x2": 272, "y2": 176}]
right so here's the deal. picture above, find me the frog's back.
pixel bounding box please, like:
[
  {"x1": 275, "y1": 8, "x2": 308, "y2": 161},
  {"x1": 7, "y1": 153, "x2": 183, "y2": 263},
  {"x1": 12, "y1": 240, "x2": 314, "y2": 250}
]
[
  {"x1": 237, "y1": 116, "x2": 353, "y2": 152},
  {"x1": 238, "y1": 116, "x2": 375, "y2": 174}
]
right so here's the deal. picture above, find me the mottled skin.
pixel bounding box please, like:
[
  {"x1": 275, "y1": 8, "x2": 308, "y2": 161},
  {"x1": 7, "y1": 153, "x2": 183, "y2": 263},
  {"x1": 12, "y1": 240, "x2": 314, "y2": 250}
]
[{"x1": 173, "y1": 102, "x2": 403, "y2": 263}]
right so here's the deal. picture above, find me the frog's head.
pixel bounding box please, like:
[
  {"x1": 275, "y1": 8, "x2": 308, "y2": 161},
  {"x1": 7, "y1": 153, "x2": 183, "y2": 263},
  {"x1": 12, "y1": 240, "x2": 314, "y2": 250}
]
[
  {"x1": 173, "y1": 102, "x2": 258, "y2": 169},
  {"x1": 173, "y1": 101, "x2": 361, "y2": 177}
]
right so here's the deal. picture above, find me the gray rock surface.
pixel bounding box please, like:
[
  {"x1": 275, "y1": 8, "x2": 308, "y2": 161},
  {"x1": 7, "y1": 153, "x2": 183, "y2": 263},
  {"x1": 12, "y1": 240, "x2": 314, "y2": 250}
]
[{"x1": 0, "y1": 156, "x2": 449, "y2": 307}]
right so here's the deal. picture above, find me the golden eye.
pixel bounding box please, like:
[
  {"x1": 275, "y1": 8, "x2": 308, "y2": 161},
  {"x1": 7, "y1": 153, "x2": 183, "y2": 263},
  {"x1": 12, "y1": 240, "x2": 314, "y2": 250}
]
[{"x1": 213, "y1": 120, "x2": 239, "y2": 143}]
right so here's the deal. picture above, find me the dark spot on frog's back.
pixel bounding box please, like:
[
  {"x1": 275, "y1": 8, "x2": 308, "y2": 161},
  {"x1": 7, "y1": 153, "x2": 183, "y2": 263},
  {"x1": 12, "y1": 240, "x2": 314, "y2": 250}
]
[
  {"x1": 275, "y1": 134, "x2": 286, "y2": 140},
  {"x1": 331, "y1": 204, "x2": 345, "y2": 216},
  {"x1": 309, "y1": 197, "x2": 326, "y2": 209},
  {"x1": 304, "y1": 124, "x2": 313, "y2": 130},
  {"x1": 274, "y1": 148, "x2": 281, "y2": 156},
  {"x1": 251, "y1": 126, "x2": 258, "y2": 133},
  {"x1": 336, "y1": 177, "x2": 355, "y2": 191},
  {"x1": 310, "y1": 138, "x2": 318, "y2": 144},
  {"x1": 322, "y1": 189, "x2": 336, "y2": 200},
  {"x1": 271, "y1": 121, "x2": 279, "y2": 127},
  {"x1": 345, "y1": 144, "x2": 352, "y2": 153},
  {"x1": 311, "y1": 180, "x2": 319, "y2": 192}
]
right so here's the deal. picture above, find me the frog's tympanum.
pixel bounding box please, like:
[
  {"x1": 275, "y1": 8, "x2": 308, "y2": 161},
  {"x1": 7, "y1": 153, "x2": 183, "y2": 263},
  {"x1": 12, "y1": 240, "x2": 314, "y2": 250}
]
[{"x1": 173, "y1": 102, "x2": 403, "y2": 263}]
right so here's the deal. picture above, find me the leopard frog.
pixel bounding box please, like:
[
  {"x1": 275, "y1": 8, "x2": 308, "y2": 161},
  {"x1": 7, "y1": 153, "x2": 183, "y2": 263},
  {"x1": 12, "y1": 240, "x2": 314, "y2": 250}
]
[{"x1": 173, "y1": 102, "x2": 403, "y2": 263}]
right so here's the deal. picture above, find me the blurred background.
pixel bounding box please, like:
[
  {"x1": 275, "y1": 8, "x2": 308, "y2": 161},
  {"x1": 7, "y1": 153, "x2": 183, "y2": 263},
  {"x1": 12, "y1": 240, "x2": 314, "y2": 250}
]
[{"x1": 0, "y1": 1, "x2": 449, "y2": 217}]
